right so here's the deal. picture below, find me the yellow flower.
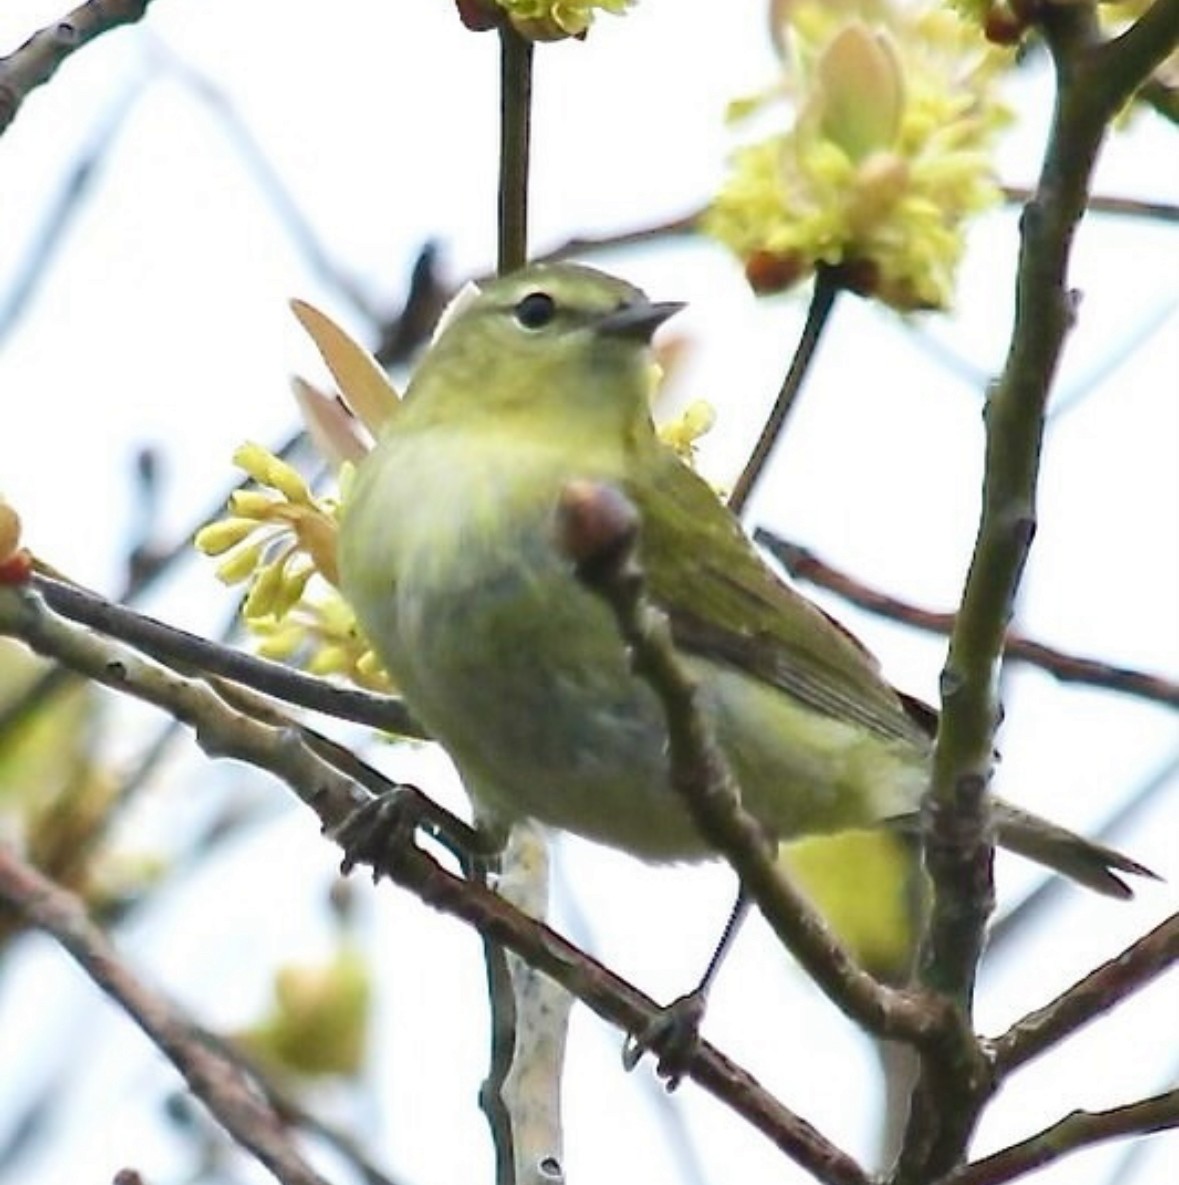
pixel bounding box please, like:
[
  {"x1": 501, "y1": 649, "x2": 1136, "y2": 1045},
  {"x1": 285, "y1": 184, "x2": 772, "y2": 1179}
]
[
  {"x1": 705, "y1": 0, "x2": 1010, "y2": 311},
  {"x1": 455, "y1": 0, "x2": 634, "y2": 39},
  {"x1": 196, "y1": 446, "x2": 389, "y2": 692},
  {"x1": 658, "y1": 400, "x2": 716, "y2": 464},
  {"x1": 498, "y1": 0, "x2": 633, "y2": 39}
]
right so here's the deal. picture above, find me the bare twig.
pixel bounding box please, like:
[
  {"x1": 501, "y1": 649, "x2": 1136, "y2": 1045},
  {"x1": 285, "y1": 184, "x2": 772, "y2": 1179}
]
[
  {"x1": 1002, "y1": 184, "x2": 1179, "y2": 224},
  {"x1": 990, "y1": 911, "x2": 1179, "y2": 1075},
  {"x1": 29, "y1": 572, "x2": 424, "y2": 738},
  {"x1": 0, "y1": 83, "x2": 144, "y2": 342},
  {"x1": 156, "y1": 47, "x2": 378, "y2": 320},
  {"x1": 0, "y1": 0, "x2": 155, "y2": 136},
  {"x1": 755, "y1": 532, "x2": 1179, "y2": 710},
  {"x1": 535, "y1": 209, "x2": 702, "y2": 264},
  {"x1": 728, "y1": 267, "x2": 841, "y2": 516},
  {"x1": 0, "y1": 846, "x2": 331, "y2": 1185},
  {"x1": 943, "y1": 1089, "x2": 1179, "y2": 1185},
  {"x1": 497, "y1": 25, "x2": 533, "y2": 273}
]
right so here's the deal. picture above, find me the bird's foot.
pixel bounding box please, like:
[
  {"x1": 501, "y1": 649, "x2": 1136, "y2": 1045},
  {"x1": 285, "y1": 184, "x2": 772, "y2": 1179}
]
[
  {"x1": 622, "y1": 989, "x2": 707, "y2": 1091},
  {"x1": 335, "y1": 784, "x2": 490, "y2": 882}
]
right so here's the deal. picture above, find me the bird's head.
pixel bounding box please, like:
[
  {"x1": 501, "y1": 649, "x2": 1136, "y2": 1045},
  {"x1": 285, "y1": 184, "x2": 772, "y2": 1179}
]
[{"x1": 404, "y1": 263, "x2": 684, "y2": 440}]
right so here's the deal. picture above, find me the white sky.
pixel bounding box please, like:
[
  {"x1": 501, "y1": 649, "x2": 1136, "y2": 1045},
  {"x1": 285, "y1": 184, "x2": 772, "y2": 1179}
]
[{"x1": 0, "y1": 2, "x2": 1176, "y2": 1184}]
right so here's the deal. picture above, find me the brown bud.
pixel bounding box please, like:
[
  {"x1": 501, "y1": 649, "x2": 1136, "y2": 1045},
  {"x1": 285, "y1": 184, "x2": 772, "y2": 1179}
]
[{"x1": 555, "y1": 480, "x2": 639, "y2": 578}]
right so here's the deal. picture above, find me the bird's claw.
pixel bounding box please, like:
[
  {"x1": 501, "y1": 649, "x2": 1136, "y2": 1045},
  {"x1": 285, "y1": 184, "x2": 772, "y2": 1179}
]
[
  {"x1": 335, "y1": 786, "x2": 426, "y2": 882},
  {"x1": 622, "y1": 990, "x2": 707, "y2": 1091}
]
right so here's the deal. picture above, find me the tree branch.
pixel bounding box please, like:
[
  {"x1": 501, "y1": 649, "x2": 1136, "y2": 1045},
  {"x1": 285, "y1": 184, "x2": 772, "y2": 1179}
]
[
  {"x1": 29, "y1": 571, "x2": 425, "y2": 737},
  {"x1": 0, "y1": 0, "x2": 155, "y2": 136},
  {"x1": 895, "y1": 3, "x2": 1171, "y2": 1178},
  {"x1": 728, "y1": 268, "x2": 840, "y2": 517},
  {"x1": 990, "y1": 911, "x2": 1179, "y2": 1076},
  {"x1": 755, "y1": 532, "x2": 1179, "y2": 709},
  {"x1": 943, "y1": 1090, "x2": 1179, "y2": 1185},
  {"x1": 0, "y1": 845, "x2": 331, "y2": 1185},
  {"x1": 497, "y1": 24, "x2": 533, "y2": 273}
]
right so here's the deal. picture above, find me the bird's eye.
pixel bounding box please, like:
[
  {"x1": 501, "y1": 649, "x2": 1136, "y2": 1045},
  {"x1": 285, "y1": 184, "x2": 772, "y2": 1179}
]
[{"x1": 513, "y1": 291, "x2": 557, "y2": 330}]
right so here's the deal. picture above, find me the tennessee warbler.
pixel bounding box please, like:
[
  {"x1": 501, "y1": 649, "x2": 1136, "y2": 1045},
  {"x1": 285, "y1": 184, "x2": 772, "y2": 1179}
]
[{"x1": 336, "y1": 263, "x2": 1149, "y2": 897}]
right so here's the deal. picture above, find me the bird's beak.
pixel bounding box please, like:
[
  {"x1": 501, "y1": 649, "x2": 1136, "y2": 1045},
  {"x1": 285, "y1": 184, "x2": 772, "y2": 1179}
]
[{"x1": 594, "y1": 300, "x2": 686, "y2": 342}]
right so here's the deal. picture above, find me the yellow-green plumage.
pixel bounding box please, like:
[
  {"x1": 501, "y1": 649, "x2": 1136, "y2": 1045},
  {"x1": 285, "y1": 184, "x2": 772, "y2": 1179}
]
[{"x1": 338, "y1": 263, "x2": 1149, "y2": 895}]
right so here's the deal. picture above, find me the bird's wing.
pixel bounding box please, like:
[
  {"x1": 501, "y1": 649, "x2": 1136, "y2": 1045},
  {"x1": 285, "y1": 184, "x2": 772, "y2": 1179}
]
[{"x1": 629, "y1": 445, "x2": 932, "y2": 748}]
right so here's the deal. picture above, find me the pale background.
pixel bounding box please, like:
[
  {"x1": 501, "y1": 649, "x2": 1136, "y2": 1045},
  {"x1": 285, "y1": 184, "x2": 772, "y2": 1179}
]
[{"x1": 0, "y1": 2, "x2": 1176, "y2": 1183}]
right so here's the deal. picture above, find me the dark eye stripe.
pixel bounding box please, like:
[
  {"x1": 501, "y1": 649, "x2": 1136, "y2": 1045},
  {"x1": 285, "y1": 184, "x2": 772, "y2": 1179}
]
[{"x1": 514, "y1": 291, "x2": 556, "y2": 330}]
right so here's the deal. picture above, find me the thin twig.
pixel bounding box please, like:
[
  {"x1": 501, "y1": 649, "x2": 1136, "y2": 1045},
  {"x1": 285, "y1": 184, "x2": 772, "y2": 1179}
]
[
  {"x1": 156, "y1": 46, "x2": 379, "y2": 320},
  {"x1": 990, "y1": 911, "x2": 1179, "y2": 1075},
  {"x1": 30, "y1": 572, "x2": 424, "y2": 738},
  {"x1": 1098, "y1": 1051, "x2": 1179, "y2": 1185},
  {"x1": 535, "y1": 209, "x2": 703, "y2": 264},
  {"x1": 728, "y1": 267, "x2": 840, "y2": 516},
  {"x1": 1002, "y1": 184, "x2": 1179, "y2": 224},
  {"x1": 497, "y1": 25, "x2": 533, "y2": 273},
  {"x1": 0, "y1": 83, "x2": 144, "y2": 343},
  {"x1": 942, "y1": 1090, "x2": 1179, "y2": 1185},
  {"x1": 0, "y1": 846, "x2": 331, "y2": 1185},
  {"x1": 0, "y1": 0, "x2": 155, "y2": 136},
  {"x1": 755, "y1": 532, "x2": 1179, "y2": 709}
]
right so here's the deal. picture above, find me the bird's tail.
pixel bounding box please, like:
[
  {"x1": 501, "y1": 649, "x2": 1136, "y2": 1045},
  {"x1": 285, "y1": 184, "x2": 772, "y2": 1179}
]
[{"x1": 992, "y1": 800, "x2": 1158, "y2": 899}]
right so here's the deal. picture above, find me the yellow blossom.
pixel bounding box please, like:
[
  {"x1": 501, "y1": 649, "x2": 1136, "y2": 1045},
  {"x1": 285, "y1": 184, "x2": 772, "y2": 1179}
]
[
  {"x1": 705, "y1": 0, "x2": 1010, "y2": 311},
  {"x1": 196, "y1": 445, "x2": 391, "y2": 693},
  {"x1": 658, "y1": 400, "x2": 716, "y2": 464},
  {"x1": 483, "y1": 0, "x2": 634, "y2": 40}
]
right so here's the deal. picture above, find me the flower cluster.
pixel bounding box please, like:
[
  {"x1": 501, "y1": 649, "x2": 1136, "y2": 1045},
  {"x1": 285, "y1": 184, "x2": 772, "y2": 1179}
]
[
  {"x1": 194, "y1": 444, "x2": 390, "y2": 692},
  {"x1": 456, "y1": 0, "x2": 634, "y2": 40},
  {"x1": 705, "y1": 0, "x2": 1010, "y2": 311}
]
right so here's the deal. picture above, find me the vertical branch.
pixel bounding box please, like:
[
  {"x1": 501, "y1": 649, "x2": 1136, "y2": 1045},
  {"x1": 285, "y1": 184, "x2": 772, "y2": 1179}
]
[
  {"x1": 497, "y1": 24, "x2": 534, "y2": 274},
  {"x1": 893, "y1": 2, "x2": 1179, "y2": 1181},
  {"x1": 728, "y1": 267, "x2": 840, "y2": 516}
]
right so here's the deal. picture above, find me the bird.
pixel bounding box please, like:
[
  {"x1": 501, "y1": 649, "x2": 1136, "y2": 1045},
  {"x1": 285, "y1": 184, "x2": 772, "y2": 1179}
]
[{"x1": 336, "y1": 261, "x2": 1152, "y2": 900}]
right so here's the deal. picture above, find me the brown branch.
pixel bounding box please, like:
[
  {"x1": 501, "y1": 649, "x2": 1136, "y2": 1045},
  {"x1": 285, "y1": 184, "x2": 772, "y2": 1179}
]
[
  {"x1": 497, "y1": 23, "x2": 533, "y2": 272},
  {"x1": 0, "y1": 581, "x2": 870, "y2": 1185},
  {"x1": 990, "y1": 911, "x2": 1179, "y2": 1075},
  {"x1": 728, "y1": 268, "x2": 841, "y2": 516},
  {"x1": 555, "y1": 481, "x2": 947, "y2": 1049},
  {"x1": 0, "y1": 846, "x2": 331, "y2": 1185},
  {"x1": 351, "y1": 810, "x2": 871, "y2": 1185},
  {"x1": 943, "y1": 1089, "x2": 1179, "y2": 1185},
  {"x1": 755, "y1": 532, "x2": 1179, "y2": 710},
  {"x1": 892, "y1": 1, "x2": 1177, "y2": 1177},
  {"x1": 1002, "y1": 185, "x2": 1179, "y2": 224},
  {"x1": 29, "y1": 571, "x2": 425, "y2": 737},
  {"x1": 535, "y1": 208, "x2": 703, "y2": 264},
  {"x1": 0, "y1": 0, "x2": 155, "y2": 136}
]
